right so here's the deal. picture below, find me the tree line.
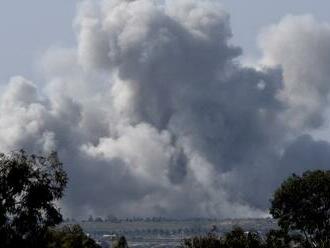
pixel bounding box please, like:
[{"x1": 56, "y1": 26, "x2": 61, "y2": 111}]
[
  {"x1": 1, "y1": 150, "x2": 330, "y2": 247},
  {"x1": 181, "y1": 170, "x2": 330, "y2": 248}
]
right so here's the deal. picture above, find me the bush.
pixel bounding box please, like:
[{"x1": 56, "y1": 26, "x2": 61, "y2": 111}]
[
  {"x1": 46, "y1": 225, "x2": 101, "y2": 248},
  {"x1": 0, "y1": 150, "x2": 67, "y2": 248},
  {"x1": 270, "y1": 170, "x2": 330, "y2": 247},
  {"x1": 0, "y1": 150, "x2": 100, "y2": 247},
  {"x1": 180, "y1": 227, "x2": 263, "y2": 248}
]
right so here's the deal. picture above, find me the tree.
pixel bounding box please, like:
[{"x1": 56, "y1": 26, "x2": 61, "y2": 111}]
[
  {"x1": 0, "y1": 150, "x2": 68, "y2": 248},
  {"x1": 46, "y1": 225, "x2": 101, "y2": 248},
  {"x1": 245, "y1": 231, "x2": 263, "y2": 248},
  {"x1": 222, "y1": 226, "x2": 262, "y2": 248},
  {"x1": 88, "y1": 215, "x2": 94, "y2": 222},
  {"x1": 270, "y1": 170, "x2": 330, "y2": 247},
  {"x1": 264, "y1": 229, "x2": 296, "y2": 248},
  {"x1": 180, "y1": 226, "x2": 263, "y2": 248},
  {"x1": 113, "y1": 236, "x2": 129, "y2": 248},
  {"x1": 180, "y1": 234, "x2": 222, "y2": 248},
  {"x1": 94, "y1": 217, "x2": 104, "y2": 222}
]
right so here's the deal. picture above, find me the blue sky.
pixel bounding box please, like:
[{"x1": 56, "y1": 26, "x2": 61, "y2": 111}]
[
  {"x1": 0, "y1": 0, "x2": 75, "y2": 83},
  {"x1": 1, "y1": 1, "x2": 330, "y2": 83},
  {"x1": 221, "y1": 0, "x2": 330, "y2": 61}
]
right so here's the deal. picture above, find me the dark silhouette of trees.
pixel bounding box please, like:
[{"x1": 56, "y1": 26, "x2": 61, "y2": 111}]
[
  {"x1": 264, "y1": 229, "x2": 294, "y2": 248},
  {"x1": 180, "y1": 227, "x2": 302, "y2": 248},
  {"x1": 46, "y1": 224, "x2": 101, "y2": 248},
  {"x1": 270, "y1": 170, "x2": 330, "y2": 247},
  {"x1": 0, "y1": 150, "x2": 102, "y2": 247},
  {"x1": 221, "y1": 227, "x2": 263, "y2": 248},
  {"x1": 88, "y1": 215, "x2": 94, "y2": 222},
  {"x1": 180, "y1": 227, "x2": 263, "y2": 248},
  {"x1": 2, "y1": 148, "x2": 330, "y2": 248},
  {"x1": 180, "y1": 233, "x2": 222, "y2": 248},
  {"x1": 113, "y1": 236, "x2": 129, "y2": 248},
  {"x1": 222, "y1": 227, "x2": 260, "y2": 248},
  {"x1": 181, "y1": 170, "x2": 330, "y2": 248},
  {"x1": 0, "y1": 150, "x2": 67, "y2": 248}
]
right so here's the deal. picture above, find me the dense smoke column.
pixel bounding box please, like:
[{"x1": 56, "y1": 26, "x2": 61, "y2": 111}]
[{"x1": 0, "y1": 0, "x2": 330, "y2": 218}]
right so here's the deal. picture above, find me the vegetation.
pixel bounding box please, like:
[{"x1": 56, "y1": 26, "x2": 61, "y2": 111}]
[
  {"x1": 46, "y1": 225, "x2": 100, "y2": 248},
  {"x1": 180, "y1": 227, "x2": 264, "y2": 248},
  {"x1": 0, "y1": 150, "x2": 100, "y2": 248},
  {"x1": 270, "y1": 170, "x2": 330, "y2": 247},
  {"x1": 112, "y1": 236, "x2": 129, "y2": 248},
  {"x1": 0, "y1": 150, "x2": 67, "y2": 247},
  {"x1": 1, "y1": 149, "x2": 330, "y2": 248},
  {"x1": 180, "y1": 227, "x2": 311, "y2": 248},
  {"x1": 181, "y1": 170, "x2": 330, "y2": 248},
  {"x1": 180, "y1": 227, "x2": 263, "y2": 248}
]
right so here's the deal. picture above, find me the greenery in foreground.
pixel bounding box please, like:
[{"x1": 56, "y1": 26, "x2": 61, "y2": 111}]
[
  {"x1": 47, "y1": 225, "x2": 100, "y2": 248},
  {"x1": 1, "y1": 150, "x2": 330, "y2": 247},
  {"x1": 180, "y1": 227, "x2": 306, "y2": 248},
  {"x1": 182, "y1": 170, "x2": 330, "y2": 248},
  {"x1": 0, "y1": 150, "x2": 100, "y2": 248}
]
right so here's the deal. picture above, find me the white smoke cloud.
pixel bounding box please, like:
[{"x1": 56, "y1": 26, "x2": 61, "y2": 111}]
[
  {"x1": 0, "y1": 76, "x2": 55, "y2": 152},
  {"x1": 1, "y1": 0, "x2": 330, "y2": 218},
  {"x1": 259, "y1": 15, "x2": 330, "y2": 129}
]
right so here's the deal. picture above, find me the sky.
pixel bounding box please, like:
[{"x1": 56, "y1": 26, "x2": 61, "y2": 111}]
[
  {"x1": 0, "y1": 0, "x2": 76, "y2": 83},
  {"x1": 1, "y1": 0, "x2": 330, "y2": 219},
  {"x1": 2, "y1": 1, "x2": 330, "y2": 83}
]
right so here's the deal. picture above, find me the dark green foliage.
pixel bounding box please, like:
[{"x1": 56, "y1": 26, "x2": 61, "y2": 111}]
[
  {"x1": 270, "y1": 170, "x2": 330, "y2": 247},
  {"x1": 223, "y1": 226, "x2": 262, "y2": 248},
  {"x1": 46, "y1": 224, "x2": 101, "y2": 248},
  {"x1": 180, "y1": 169, "x2": 330, "y2": 248},
  {"x1": 245, "y1": 232, "x2": 264, "y2": 248},
  {"x1": 113, "y1": 236, "x2": 129, "y2": 248},
  {"x1": 264, "y1": 229, "x2": 295, "y2": 248},
  {"x1": 180, "y1": 233, "x2": 222, "y2": 248},
  {"x1": 222, "y1": 227, "x2": 263, "y2": 248},
  {"x1": 0, "y1": 150, "x2": 68, "y2": 248},
  {"x1": 180, "y1": 227, "x2": 309, "y2": 248},
  {"x1": 180, "y1": 227, "x2": 263, "y2": 248}
]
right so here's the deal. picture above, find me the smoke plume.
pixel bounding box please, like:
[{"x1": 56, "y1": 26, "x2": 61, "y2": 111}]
[{"x1": 1, "y1": 0, "x2": 330, "y2": 218}]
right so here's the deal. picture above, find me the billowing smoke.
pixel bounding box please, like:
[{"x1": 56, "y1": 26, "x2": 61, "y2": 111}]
[
  {"x1": 259, "y1": 15, "x2": 330, "y2": 129},
  {"x1": 1, "y1": 0, "x2": 330, "y2": 218}
]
